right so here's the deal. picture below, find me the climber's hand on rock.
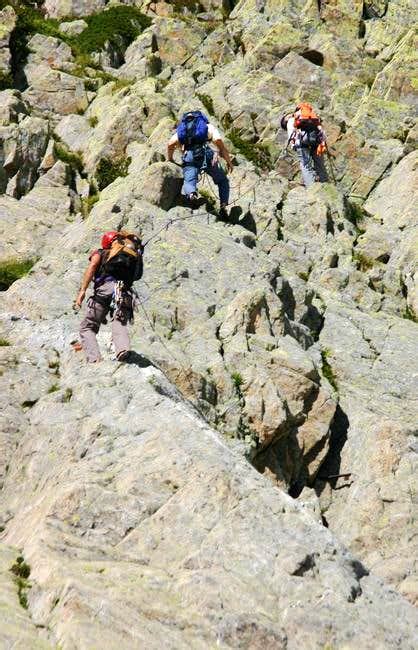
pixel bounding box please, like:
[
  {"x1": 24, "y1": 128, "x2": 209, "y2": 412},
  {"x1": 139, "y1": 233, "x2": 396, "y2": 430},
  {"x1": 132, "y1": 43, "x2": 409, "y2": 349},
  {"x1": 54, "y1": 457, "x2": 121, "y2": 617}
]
[{"x1": 75, "y1": 290, "x2": 85, "y2": 309}]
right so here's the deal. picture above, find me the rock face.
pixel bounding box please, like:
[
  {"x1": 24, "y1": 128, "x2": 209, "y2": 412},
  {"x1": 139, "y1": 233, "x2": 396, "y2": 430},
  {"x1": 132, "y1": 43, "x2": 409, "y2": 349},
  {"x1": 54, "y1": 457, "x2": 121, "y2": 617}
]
[
  {"x1": 0, "y1": 5, "x2": 16, "y2": 81},
  {"x1": 44, "y1": 0, "x2": 107, "y2": 19},
  {"x1": 0, "y1": 1, "x2": 418, "y2": 646}
]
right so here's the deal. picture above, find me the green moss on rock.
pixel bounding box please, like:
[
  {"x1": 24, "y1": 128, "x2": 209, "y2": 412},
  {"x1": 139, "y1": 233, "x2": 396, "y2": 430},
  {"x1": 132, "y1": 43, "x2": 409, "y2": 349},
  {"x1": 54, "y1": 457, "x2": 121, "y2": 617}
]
[
  {"x1": 0, "y1": 259, "x2": 35, "y2": 291},
  {"x1": 1, "y1": 2, "x2": 151, "y2": 84},
  {"x1": 227, "y1": 128, "x2": 274, "y2": 170},
  {"x1": 96, "y1": 157, "x2": 131, "y2": 190},
  {"x1": 10, "y1": 555, "x2": 31, "y2": 610},
  {"x1": 54, "y1": 142, "x2": 84, "y2": 174},
  {"x1": 321, "y1": 349, "x2": 338, "y2": 392},
  {"x1": 74, "y1": 7, "x2": 151, "y2": 56}
]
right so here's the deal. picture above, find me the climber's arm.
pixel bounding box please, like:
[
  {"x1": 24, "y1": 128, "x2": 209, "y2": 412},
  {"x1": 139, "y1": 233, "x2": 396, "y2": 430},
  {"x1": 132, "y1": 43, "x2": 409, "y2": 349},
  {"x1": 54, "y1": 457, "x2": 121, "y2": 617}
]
[
  {"x1": 75, "y1": 252, "x2": 101, "y2": 308},
  {"x1": 167, "y1": 134, "x2": 180, "y2": 162},
  {"x1": 214, "y1": 138, "x2": 233, "y2": 173}
]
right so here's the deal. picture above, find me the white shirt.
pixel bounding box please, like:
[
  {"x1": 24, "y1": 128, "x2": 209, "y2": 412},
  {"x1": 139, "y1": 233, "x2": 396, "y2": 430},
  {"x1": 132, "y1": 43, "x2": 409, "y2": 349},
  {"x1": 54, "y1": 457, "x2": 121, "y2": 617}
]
[
  {"x1": 168, "y1": 123, "x2": 222, "y2": 148},
  {"x1": 286, "y1": 116, "x2": 296, "y2": 141}
]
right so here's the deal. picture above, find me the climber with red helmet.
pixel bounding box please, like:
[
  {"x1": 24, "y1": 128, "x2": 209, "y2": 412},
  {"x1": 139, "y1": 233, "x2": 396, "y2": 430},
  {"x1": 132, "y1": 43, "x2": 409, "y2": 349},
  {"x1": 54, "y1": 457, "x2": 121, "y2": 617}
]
[{"x1": 74, "y1": 230, "x2": 143, "y2": 363}]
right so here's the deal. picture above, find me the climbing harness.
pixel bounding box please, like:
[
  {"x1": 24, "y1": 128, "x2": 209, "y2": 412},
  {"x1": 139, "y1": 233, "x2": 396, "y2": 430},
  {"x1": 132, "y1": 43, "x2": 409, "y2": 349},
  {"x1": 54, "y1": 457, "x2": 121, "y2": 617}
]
[{"x1": 109, "y1": 280, "x2": 139, "y2": 324}]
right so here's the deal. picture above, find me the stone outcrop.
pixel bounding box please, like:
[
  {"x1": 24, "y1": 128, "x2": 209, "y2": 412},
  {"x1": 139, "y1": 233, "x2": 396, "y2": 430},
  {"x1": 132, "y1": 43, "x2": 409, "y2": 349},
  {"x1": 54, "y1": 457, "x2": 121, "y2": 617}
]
[
  {"x1": 0, "y1": 0, "x2": 417, "y2": 645},
  {"x1": 0, "y1": 5, "x2": 16, "y2": 82}
]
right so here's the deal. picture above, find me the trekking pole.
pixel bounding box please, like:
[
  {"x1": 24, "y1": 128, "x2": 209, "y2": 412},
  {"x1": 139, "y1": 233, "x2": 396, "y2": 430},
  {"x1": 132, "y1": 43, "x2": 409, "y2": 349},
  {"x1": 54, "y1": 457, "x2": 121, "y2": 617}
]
[
  {"x1": 317, "y1": 472, "x2": 352, "y2": 481},
  {"x1": 324, "y1": 140, "x2": 337, "y2": 185}
]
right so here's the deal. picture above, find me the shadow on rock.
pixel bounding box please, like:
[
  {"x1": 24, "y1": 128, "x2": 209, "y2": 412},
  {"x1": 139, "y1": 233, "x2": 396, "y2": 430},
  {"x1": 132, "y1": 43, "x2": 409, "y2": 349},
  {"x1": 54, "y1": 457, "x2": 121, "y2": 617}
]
[{"x1": 125, "y1": 351, "x2": 155, "y2": 368}]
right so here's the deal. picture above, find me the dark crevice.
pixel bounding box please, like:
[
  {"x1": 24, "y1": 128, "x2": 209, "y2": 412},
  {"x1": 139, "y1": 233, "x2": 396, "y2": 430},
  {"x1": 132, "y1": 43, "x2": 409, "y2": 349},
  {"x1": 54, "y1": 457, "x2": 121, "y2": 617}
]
[
  {"x1": 300, "y1": 297, "x2": 324, "y2": 342},
  {"x1": 326, "y1": 209, "x2": 335, "y2": 235},
  {"x1": 314, "y1": 405, "x2": 349, "y2": 497},
  {"x1": 292, "y1": 553, "x2": 317, "y2": 576},
  {"x1": 300, "y1": 50, "x2": 324, "y2": 67},
  {"x1": 288, "y1": 479, "x2": 304, "y2": 498},
  {"x1": 277, "y1": 279, "x2": 296, "y2": 320},
  {"x1": 362, "y1": 1, "x2": 389, "y2": 19},
  {"x1": 350, "y1": 558, "x2": 369, "y2": 580},
  {"x1": 376, "y1": 252, "x2": 390, "y2": 264}
]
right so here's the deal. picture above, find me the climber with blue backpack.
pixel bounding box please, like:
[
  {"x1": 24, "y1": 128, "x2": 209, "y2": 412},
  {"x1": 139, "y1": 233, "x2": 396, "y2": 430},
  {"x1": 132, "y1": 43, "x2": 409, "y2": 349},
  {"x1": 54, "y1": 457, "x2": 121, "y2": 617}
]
[{"x1": 167, "y1": 110, "x2": 233, "y2": 218}]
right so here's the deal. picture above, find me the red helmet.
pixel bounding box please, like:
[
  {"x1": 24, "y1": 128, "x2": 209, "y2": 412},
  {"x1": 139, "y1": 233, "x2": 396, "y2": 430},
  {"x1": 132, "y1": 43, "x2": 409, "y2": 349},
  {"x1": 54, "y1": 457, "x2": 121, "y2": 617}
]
[{"x1": 101, "y1": 231, "x2": 118, "y2": 249}]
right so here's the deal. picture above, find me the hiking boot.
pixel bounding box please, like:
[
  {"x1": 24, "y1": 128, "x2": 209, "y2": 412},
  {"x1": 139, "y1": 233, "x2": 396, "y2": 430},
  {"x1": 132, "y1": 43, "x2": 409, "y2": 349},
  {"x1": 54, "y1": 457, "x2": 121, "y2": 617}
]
[
  {"x1": 187, "y1": 192, "x2": 199, "y2": 204},
  {"x1": 218, "y1": 204, "x2": 229, "y2": 221}
]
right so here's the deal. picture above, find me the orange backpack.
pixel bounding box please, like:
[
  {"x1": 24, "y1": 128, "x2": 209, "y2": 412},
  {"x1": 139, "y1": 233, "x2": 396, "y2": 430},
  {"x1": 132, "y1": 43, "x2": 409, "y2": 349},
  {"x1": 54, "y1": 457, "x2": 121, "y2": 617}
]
[
  {"x1": 100, "y1": 232, "x2": 143, "y2": 285},
  {"x1": 294, "y1": 102, "x2": 321, "y2": 130}
]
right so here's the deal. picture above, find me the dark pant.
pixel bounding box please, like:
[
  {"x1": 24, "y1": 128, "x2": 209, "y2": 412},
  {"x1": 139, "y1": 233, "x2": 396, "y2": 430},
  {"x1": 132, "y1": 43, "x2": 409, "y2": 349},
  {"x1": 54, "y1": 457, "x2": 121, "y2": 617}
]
[
  {"x1": 182, "y1": 147, "x2": 230, "y2": 204},
  {"x1": 296, "y1": 146, "x2": 328, "y2": 187},
  {"x1": 79, "y1": 280, "x2": 130, "y2": 362}
]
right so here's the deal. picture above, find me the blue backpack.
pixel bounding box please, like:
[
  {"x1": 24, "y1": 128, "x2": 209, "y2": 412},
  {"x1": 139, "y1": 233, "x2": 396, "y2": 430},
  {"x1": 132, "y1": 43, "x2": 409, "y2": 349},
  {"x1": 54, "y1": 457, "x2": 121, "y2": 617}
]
[{"x1": 177, "y1": 111, "x2": 209, "y2": 148}]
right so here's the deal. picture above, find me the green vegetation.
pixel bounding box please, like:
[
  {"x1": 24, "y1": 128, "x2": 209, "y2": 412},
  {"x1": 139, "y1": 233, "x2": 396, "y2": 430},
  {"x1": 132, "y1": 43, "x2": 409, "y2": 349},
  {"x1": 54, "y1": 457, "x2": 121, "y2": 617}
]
[
  {"x1": 0, "y1": 259, "x2": 35, "y2": 291},
  {"x1": 63, "y1": 388, "x2": 73, "y2": 402},
  {"x1": 88, "y1": 116, "x2": 98, "y2": 128},
  {"x1": 48, "y1": 359, "x2": 60, "y2": 376},
  {"x1": 81, "y1": 192, "x2": 100, "y2": 218},
  {"x1": 298, "y1": 270, "x2": 310, "y2": 282},
  {"x1": 0, "y1": 338, "x2": 10, "y2": 346},
  {"x1": 353, "y1": 251, "x2": 374, "y2": 272},
  {"x1": 10, "y1": 556, "x2": 31, "y2": 609},
  {"x1": 221, "y1": 112, "x2": 234, "y2": 130},
  {"x1": 403, "y1": 305, "x2": 418, "y2": 323},
  {"x1": 21, "y1": 399, "x2": 38, "y2": 408},
  {"x1": 198, "y1": 187, "x2": 217, "y2": 213},
  {"x1": 47, "y1": 383, "x2": 59, "y2": 394},
  {"x1": 110, "y1": 78, "x2": 134, "y2": 94},
  {"x1": 197, "y1": 93, "x2": 214, "y2": 116},
  {"x1": 227, "y1": 128, "x2": 274, "y2": 170},
  {"x1": 345, "y1": 198, "x2": 366, "y2": 233},
  {"x1": 95, "y1": 156, "x2": 131, "y2": 190},
  {"x1": 321, "y1": 349, "x2": 338, "y2": 392},
  {"x1": 54, "y1": 142, "x2": 84, "y2": 174},
  {"x1": 0, "y1": 2, "x2": 151, "y2": 86},
  {"x1": 231, "y1": 371, "x2": 243, "y2": 391},
  {"x1": 74, "y1": 6, "x2": 151, "y2": 56},
  {"x1": 0, "y1": 71, "x2": 13, "y2": 90}
]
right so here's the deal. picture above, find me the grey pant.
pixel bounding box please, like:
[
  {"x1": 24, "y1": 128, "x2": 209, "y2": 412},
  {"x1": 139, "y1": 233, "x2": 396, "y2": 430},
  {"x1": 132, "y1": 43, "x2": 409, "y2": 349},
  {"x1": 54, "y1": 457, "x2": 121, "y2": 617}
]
[
  {"x1": 79, "y1": 280, "x2": 130, "y2": 362},
  {"x1": 296, "y1": 147, "x2": 328, "y2": 187}
]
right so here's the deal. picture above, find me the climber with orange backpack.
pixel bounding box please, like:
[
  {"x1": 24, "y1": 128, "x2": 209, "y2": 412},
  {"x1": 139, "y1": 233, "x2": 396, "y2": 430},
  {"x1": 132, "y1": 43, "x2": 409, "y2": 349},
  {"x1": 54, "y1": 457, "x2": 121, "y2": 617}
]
[
  {"x1": 280, "y1": 102, "x2": 328, "y2": 187},
  {"x1": 74, "y1": 230, "x2": 143, "y2": 363}
]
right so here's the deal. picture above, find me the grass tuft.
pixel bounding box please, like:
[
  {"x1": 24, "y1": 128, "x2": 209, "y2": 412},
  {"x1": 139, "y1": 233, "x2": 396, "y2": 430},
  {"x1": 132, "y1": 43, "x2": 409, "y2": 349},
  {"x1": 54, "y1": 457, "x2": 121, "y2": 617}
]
[
  {"x1": 353, "y1": 251, "x2": 374, "y2": 272},
  {"x1": 95, "y1": 156, "x2": 131, "y2": 190},
  {"x1": 321, "y1": 349, "x2": 338, "y2": 392},
  {"x1": 0, "y1": 259, "x2": 35, "y2": 291},
  {"x1": 54, "y1": 142, "x2": 84, "y2": 174},
  {"x1": 231, "y1": 371, "x2": 243, "y2": 391},
  {"x1": 227, "y1": 128, "x2": 273, "y2": 170},
  {"x1": 0, "y1": 2, "x2": 151, "y2": 87},
  {"x1": 10, "y1": 556, "x2": 31, "y2": 609}
]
